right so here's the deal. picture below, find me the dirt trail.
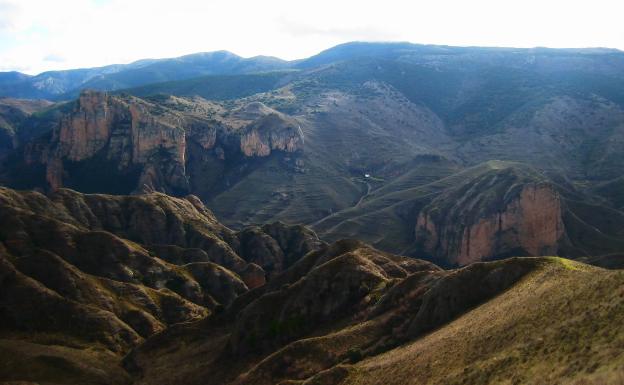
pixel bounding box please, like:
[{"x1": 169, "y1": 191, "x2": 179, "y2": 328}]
[
  {"x1": 354, "y1": 182, "x2": 371, "y2": 208},
  {"x1": 310, "y1": 180, "x2": 371, "y2": 228}
]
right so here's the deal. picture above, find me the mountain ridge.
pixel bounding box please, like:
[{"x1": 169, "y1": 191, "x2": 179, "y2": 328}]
[{"x1": 3, "y1": 41, "x2": 624, "y2": 100}]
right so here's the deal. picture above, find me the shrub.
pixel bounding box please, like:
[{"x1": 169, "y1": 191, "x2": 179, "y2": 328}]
[{"x1": 347, "y1": 347, "x2": 363, "y2": 363}]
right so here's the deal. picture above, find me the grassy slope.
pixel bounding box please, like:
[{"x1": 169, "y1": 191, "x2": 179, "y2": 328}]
[
  {"x1": 593, "y1": 176, "x2": 624, "y2": 210},
  {"x1": 312, "y1": 159, "x2": 624, "y2": 261},
  {"x1": 207, "y1": 153, "x2": 363, "y2": 229},
  {"x1": 0, "y1": 338, "x2": 132, "y2": 385},
  {"x1": 312, "y1": 161, "x2": 513, "y2": 254},
  {"x1": 125, "y1": 249, "x2": 624, "y2": 385},
  {"x1": 339, "y1": 258, "x2": 624, "y2": 385}
]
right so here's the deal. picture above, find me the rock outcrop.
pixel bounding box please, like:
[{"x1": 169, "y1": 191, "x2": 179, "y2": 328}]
[
  {"x1": 54, "y1": 90, "x2": 187, "y2": 165},
  {"x1": 13, "y1": 92, "x2": 305, "y2": 196},
  {"x1": 415, "y1": 166, "x2": 565, "y2": 266},
  {"x1": 45, "y1": 90, "x2": 189, "y2": 193},
  {"x1": 238, "y1": 222, "x2": 324, "y2": 278},
  {"x1": 56, "y1": 90, "x2": 117, "y2": 161},
  {"x1": 227, "y1": 239, "x2": 439, "y2": 355},
  {"x1": 239, "y1": 107, "x2": 304, "y2": 157}
]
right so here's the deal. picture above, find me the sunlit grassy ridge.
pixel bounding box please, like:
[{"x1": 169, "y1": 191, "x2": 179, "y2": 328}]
[{"x1": 337, "y1": 258, "x2": 624, "y2": 385}]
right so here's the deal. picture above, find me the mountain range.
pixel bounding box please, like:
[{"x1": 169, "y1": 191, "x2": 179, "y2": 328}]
[
  {"x1": 1, "y1": 41, "x2": 624, "y2": 384},
  {"x1": 0, "y1": 50, "x2": 291, "y2": 100}
]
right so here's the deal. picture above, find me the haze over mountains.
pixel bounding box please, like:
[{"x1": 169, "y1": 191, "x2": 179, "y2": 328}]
[
  {"x1": 3, "y1": 42, "x2": 623, "y2": 100},
  {"x1": 0, "y1": 50, "x2": 291, "y2": 100},
  {"x1": 1, "y1": 41, "x2": 624, "y2": 384}
]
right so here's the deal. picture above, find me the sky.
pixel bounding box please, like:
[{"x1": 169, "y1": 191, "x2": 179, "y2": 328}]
[{"x1": 0, "y1": 0, "x2": 623, "y2": 75}]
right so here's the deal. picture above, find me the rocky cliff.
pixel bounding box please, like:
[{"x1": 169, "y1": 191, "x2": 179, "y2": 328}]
[
  {"x1": 240, "y1": 112, "x2": 304, "y2": 157},
  {"x1": 415, "y1": 166, "x2": 564, "y2": 266},
  {"x1": 56, "y1": 90, "x2": 117, "y2": 161},
  {"x1": 45, "y1": 90, "x2": 188, "y2": 192},
  {"x1": 15, "y1": 91, "x2": 304, "y2": 196}
]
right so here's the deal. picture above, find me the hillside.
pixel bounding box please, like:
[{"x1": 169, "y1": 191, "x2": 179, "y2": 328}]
[
  {"x1": 330, "y1": 258, "x2": 624, "y2": 385},
  {"x1": 0, "y1": 97, "x2": 55, "y2": 155},
  {"x1": 0, "y1": 186, "x2": 323, "y2": 384},
  {"x1": 120, "y1": 71, "x2": 294, "y2": 101},
  {"x1": 313, "y1": 161, "x2": 624, "y2": 266},
  {"x1": 1, "y1": 186, "x2": 623, "y2": 384},
  {"x1": 1, "y1": 0, "x2": 624, "y2": 377},
  {"x1": 126, "y1": 248, "x2": 624, "y2": 385}
]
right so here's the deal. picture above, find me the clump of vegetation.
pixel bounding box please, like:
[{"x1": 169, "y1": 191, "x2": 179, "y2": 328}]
[{"x1": 347, "y1": 347, "x2": 363, "y2": 363}]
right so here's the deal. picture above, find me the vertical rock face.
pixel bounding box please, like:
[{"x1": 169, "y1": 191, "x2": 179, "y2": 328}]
[
  {"x1": 24, "y1": 93, "x2": 304, "y2": 195},
  {"x1": 128, "y1": 103, "x2": 186, "y2": 164},
  {"x1": 46, "y1": 90, "x2": 189, "y2": 194},
  {"x1": 416, "y1": 183, "x2": 564, "y2": 266},
  {"x1": 195, "y1": 126, "x2": 217, "y2": 150},
  {"x1": 240, "y1": 113, "x2": 304, "y2": 157},
  {"x1": 500, "y1": 185, "x2": 563, "y2": 256},
  {"x1": 45, "y1": 157, "x2": 64, "y2": 190},
  {"x1": 57, "y1": 90, "x2": 116, "y2": 161},
  {"x1": 240, "y1": 128, "x2": 271, "y2": 156}
]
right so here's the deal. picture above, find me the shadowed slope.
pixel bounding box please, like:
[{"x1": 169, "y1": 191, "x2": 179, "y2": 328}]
[{"x1": 0, "y1": 186, "x2": 324, "y2": 384}]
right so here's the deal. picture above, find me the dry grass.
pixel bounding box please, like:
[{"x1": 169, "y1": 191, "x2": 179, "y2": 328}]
[
  {"x1": 342, "y1": 260, "x2": 624, "y2": 385},
  {"x1": 0, "y1": 338, "x2": 132, "y2": 385}
]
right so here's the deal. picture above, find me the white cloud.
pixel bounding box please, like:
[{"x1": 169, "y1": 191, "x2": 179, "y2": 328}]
[
  {"x1": 43, "y1": 53, "x2": 65, "y2": 62},
  {"x1": 0, "y1": 0, "x2": 623, "y2": 74},
  {"x1": 0, "y1": 2, "x2": 19, "y2": 32}
]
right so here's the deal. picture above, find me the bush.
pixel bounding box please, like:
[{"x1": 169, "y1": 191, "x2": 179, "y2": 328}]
[{"x1": 347, "y1": 347, "x2": 363, "y2": 363}]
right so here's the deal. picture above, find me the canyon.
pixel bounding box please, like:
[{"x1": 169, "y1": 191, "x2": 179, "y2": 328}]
[{"x1": 1, "y1": 41, "x2": 624, "y2": 384}]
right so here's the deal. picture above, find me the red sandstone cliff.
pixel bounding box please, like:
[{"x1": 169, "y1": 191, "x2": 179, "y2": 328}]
[
  {"x1": 416, "y1": 183, "x2": 564, "y2": 266},
  {"x1": 45, "y1": 90, "x2": 189, "y2": 192},
  {"x1": 40, "y1": 92, "x2": 303, "y2": 193},
  {"x1": 239, "y1": 108, "x2": 304, "y2": 157}
]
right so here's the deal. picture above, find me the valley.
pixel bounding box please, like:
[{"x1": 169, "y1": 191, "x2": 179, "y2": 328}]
[{"x1": 1, "y1": 41, "x2": 624, "y2": 384}]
